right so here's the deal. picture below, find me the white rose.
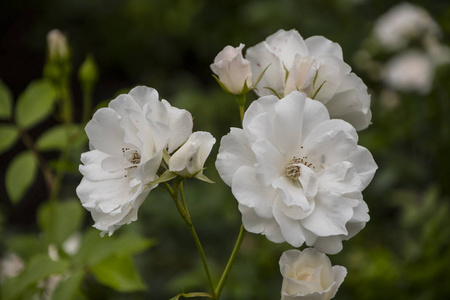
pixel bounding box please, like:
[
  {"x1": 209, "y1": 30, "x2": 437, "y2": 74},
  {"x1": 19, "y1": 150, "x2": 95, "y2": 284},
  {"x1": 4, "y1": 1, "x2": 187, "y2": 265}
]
[
  {"x1": 216, "y1": 91, "x2": 377, "y2": 254},
  {"x1": 280, "y1": 248, "x2": 347, "y2": 300},
  {"x1": 383, "y1": 50, "x2": 433, "y2": 94},
  {"x1": 246, "y1": 29, "x2": 372, "y2": 131},
  {"x1": 76, "y1": 86, "x2": 193, "y2": 236},
  {"x1": 211, "y1": 44, "x2": 253, "y2": 95},
  {"x1": 169, "y1": 131, "x2": 216, "y2": 178},
  {"x1": 373, "y1": 2, "x2": 441, "y2": 51}
]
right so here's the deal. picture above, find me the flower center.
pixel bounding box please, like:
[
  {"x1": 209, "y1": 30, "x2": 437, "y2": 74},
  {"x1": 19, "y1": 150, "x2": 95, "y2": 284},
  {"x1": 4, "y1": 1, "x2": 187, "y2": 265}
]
[
  {"x1": 285, "y1": 156, "x2": 314, "y2": 180},
  {"x1": 122, "y1": 147, "x2": 141, "y2": 167}
]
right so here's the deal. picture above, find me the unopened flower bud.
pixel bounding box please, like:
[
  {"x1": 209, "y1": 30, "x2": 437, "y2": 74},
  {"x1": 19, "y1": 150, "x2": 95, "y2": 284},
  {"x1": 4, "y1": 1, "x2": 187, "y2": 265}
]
[
  {"x1": 47, "y1": 29, "x2": 69, "y2": 61},
  {"x1": 211, "y1": 44, "x2": 253, "y2": 95}
]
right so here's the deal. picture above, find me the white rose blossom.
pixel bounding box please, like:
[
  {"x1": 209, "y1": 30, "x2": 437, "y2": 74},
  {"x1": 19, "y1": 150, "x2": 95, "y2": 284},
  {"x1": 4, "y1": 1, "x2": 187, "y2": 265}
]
[
  {"x1": 280, "y1": 248, "x2": 347, "y2": 300},
  {"x1": 216, "y1": 91, "x2": 377, "y2": 254},
  {"x1": 373, "y1": 2, "x2": 441, "y2": 51},
  {"x1": 210, "y1": 43, "x2": 253, "y2": 95},
  {"x1": 169, "y1": 131, "x2": 216, "y2": 178},
  {"x1": 246, "y1": 29, "x2": 372, "y2": 131},
  {"x1": 382, "y1": 50, "x2": 434, "y2": 95},
  {"x1": 76, "y1": 86, "x2": 193, "y2": 236}
]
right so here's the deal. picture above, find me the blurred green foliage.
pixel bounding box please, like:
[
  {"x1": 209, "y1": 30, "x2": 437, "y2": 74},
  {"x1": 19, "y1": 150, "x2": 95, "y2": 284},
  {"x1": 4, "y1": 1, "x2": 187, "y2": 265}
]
[{"x1": 1, "y1": 0, "x2": 450, "y2": 299}]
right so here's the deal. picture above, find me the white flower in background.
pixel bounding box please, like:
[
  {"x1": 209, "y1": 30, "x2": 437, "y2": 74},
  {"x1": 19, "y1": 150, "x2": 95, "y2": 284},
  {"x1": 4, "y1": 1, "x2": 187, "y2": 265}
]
[
  {"x1": 62, "y1": 232, "x2": 82, "y2": 256},
  {"x1": 280, "y1": 248, "x2": 347, "y2": 300},
  {"x1": 77, "y1": 86, "x2": 193, "y2": 236},
  {"x1": 246, "y1": 29, "x2": 372, "y2": 131},
  {"x1": 210, "y1": 44, "x2": 253, "y2": 95},
  {"x1": 0, "y1": 252, "x2": 25, "y2": 283},
  {"x1": 373, "y1": 2, "x2": 441, "y2": 51},
  {"x1": 216, "y1": 92, "x2": 377, "y2": 254},
  {"x1": 47, "y1": 29, "x2": 69, "y2": 60},
  {"x1": 383, "y1": 51, "x2": 433, "y2": 94},
  {"x1": 169, "y1": 131, "x2": 216, "y2": 178}
]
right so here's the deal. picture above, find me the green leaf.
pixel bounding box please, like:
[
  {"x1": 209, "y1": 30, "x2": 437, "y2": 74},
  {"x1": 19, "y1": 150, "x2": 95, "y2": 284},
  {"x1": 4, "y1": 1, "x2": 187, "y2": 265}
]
[
  {"x1": 1, "y1": 254, "x2": 69, "y2": 300},
  {"x1": 0, "y1": 80, "x2": 13, "y2": 119},
  {"x1": 74, "y1": 229, "x2": 154, "y2": 267},
  {"x1": 0, "y1": 124, "x2": 19, "y2": 154},
  {"x1": 15, "y1": 79, "x2": 58, "y2": 129},
  {"x1": 5, "y1": 234, "x2": 46, "y2": 262},
  {"x1": 36, "y1": 125, "x2": 86, "y2": 151},
  {"x1": 91, "y1": 254, "x2": 146, "y2": 292},
  {"x1": 37, "y1": 200, "x2": 85, "y2": 245},
  {"x1": 51, "y1": 269, "x2": 85, "y2": 300},
  {"x1": 6, "y1": 151, "x2": 37, "y2": 204}
]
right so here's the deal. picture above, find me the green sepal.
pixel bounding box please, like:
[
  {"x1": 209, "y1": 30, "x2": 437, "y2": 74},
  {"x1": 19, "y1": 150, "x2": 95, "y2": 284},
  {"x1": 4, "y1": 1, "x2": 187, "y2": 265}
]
[
  {"x1": 264, "y1": 87, "x2": 282, "y2": 99},
  {"x1": 312, "y1": 80, "x2": 326, "y2": 99},
  {"x1": 251, "y1": 63, "x2": 271, "y2": 89},
  {"x1": 195, "y1": 173, "x2": 215, "y2": 184},
  {"x1": 163, "y1": 148, "x2": 171, "y2": 165},
  {"x1": 212, "y1": 74, "x2": 232, "y2": 94},
  {"x1": 150, "y1": 170, "x2": 178, "y2": 185},
  {"x1": 170, "y1": 292, "x2": 213, "y2": 300}
]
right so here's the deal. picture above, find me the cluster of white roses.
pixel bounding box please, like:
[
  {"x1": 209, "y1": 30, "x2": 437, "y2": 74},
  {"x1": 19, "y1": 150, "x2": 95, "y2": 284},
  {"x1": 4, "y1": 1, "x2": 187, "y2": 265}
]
[
  {"x1": 76, "y1": 87, "x2": 215, "y2": 236},
  {"x1": 77, "y1": 29, "x2": 377, "y2": 299},
  {"x1": 212, "y1": 29, "x2": 377, "y2": 299}
]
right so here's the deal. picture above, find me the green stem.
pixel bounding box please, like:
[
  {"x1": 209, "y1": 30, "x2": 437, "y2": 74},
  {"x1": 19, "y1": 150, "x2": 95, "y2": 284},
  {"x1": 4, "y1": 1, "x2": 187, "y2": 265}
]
[
  {"x1": 165, "y1": 180, "x2": 216, "y2": 299},
  {"x1": 235, "y1": 94, "x2": 246, "y2": 124},
  {"x1": 238, "y1": 104, "x2": 245, "y2": 124},
  {"x1": 60, "y1": 81, "x2": 73, "y2": 125},
  {"x1": 215, "y1": 224, "x2": 246, "y2": 298}
]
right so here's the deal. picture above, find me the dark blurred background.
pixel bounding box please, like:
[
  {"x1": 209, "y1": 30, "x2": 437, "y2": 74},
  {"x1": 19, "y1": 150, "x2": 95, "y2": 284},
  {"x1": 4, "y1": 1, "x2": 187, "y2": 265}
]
[{"x1": 1, "y1": 0, "x2": 450, "y2": 299}]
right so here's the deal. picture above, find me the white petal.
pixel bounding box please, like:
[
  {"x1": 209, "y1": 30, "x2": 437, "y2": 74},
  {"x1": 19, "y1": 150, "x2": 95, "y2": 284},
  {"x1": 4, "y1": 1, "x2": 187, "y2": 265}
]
[
  {"x1": 300, "y1": 98, "x2": 330, "y2": 141},
  {"x1": 162, "y1": 100, "x2": 193, "y2": 153},
  {"x1": 329, "y1": 266, "x2": 347, "y2": 299},
  {"x1": 325, "y1": 73, "x2": 372, "y2": 131},
  {"x1": 265, "y1": 29, "x2": 309, "y2": 69},
  {"x1": 301, "y1": 190, "x2": 354, "y2": 237},
  {"x1": 169, "y1": 131, "x2": 216, "y2": 177},
  {"x1": 85, "y1": 108, "x2": 127, "y2": 156},
  {"x1": 312, "y1": 55, "x2": 350, "y2": 103},
  {"x1": 128, "y1": 86, "x2": 160, "y2": 111},
  {"x1": 312, "y1": 235, "x2": 345, "y2": 255},
  {"x1": 246, "y1": 112, "x2": 276, "y2": 145},
  {"x1": 273, "y1": 198, "x2": 307, "y2": 247},
  {"x1": 79, "y1": 150, "x2": 124, "y2": 181},
  {"x1": 239, "y1": 204, "x2": 285, "y2": 243},
  {"x1": 303, "y1": 119, "x2": 358, "y2": 168},
  {"x1": 246, "y1": 42, "x2": 285, "y2": 96},
  {"x1": 273, "y1": 176, "x2": 312, "y2": 213},
  {"x1": 216, "y1": 128, "x2": 254, "y2": 186},
  {"x1": 318, "y1": 161, "x2": 362, "y2": 194},
  {"x1": 137, "y1": 149, "x2": 163, "y2": 184},
  {"x1": 243, "y1": 95, "x2": 278, "y2": 129},
  {"x1": 346, "y1": 146, "x2": 378, "y2": 189},
  {"x1": 305, "y1": 36, "x2": 344, "y2": 60},
  {"x1": 273, "y1": 92, "x2": 306, "y2": 156},
  {"x1": 252, "y1": 139, "x2": 284, "y2": 186},
  {"x1": 232, "y1": 166, "x2": 276, "y2": 218}
]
